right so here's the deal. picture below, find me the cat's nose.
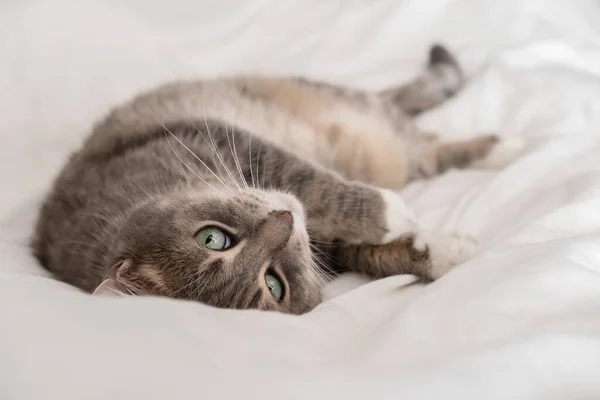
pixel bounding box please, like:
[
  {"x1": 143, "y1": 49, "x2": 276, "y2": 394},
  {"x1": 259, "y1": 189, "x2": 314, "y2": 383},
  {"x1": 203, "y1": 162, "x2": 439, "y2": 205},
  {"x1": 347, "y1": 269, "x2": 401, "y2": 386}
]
[{"x1": 275, "y1": 210, "x2": 293, "y2": 227}]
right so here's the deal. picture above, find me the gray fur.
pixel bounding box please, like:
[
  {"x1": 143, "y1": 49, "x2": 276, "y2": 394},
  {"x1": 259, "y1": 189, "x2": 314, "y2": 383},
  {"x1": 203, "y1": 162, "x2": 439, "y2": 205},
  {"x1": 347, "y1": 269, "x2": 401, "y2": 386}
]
[
  {"x1": 380, "y1": 44, "x2": 465, "y2": 115},
  {"x1": 32, "y1": 44, "x2": 518, "y2": 314}
]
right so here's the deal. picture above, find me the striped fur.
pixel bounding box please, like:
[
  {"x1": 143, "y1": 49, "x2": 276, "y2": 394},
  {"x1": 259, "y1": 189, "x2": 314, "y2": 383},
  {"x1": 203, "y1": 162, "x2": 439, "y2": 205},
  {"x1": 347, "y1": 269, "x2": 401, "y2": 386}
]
[{"x1": 32, "y1": 44, "x2": 524, "y2": 314}]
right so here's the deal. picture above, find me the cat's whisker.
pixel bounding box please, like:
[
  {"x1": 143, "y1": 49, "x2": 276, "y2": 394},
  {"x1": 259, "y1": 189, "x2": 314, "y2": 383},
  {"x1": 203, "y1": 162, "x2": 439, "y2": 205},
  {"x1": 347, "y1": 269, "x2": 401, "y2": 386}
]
[
  {"x1": 309, "y1": 244, "x2": 336, "y2": 262},
  {"x1": 315, "y1": 258, "x2": 335, "y2": 276},
  {"x1": 230, "y1": 79, "x2": 248, "y2": 188},
  {"x1": 305, "y1": 227, "x2": 332, "y2": 242},
  {"x1": 198, "y1": 97, "x2": 243, "y2": 192},
  {"x1": 148, "y1": 108, "x2": 236, "y2": 194},
  {"x1": 262, "y1": 156, "x2": 267, "y2": 190},
  {"x1": 309, "y1": 247, "x2": 337, "y2": 275},
  {"x1": 162, "y1": 127, "x2": 232, "y2": 195},
  {"x1": 187, "y1": 263, "x2": 217, "y2": 298},
  {"x1": 308, "y1": 238, "x2": 335, "y2": 246},
  {"x1": 309, "y1": 257, "x2": 331, "y2": 287},
  {"x1": 310, "y1": 265, "x2": 336, "y2": 288},
  {"x1": 248, "y1": 132, "x2": 255, "y2": 189},
  {"x1": 122, "y1": 283, "x2": 143, "y2": 297},
  {"x1": 126, "y1": 175, "x2": 154, "y2": 201},
  {"x1": 255, "y1": 139, "x2": 264, "y2": 190},
  {"x1": 226, "y1": 126, "x2": 248, "y2": 190},
  {"x1": 228, "y1": 79, "x2": 250, "y2": 190},
  {"x1": 314, "y1": 267, "x2": 335, "y2": 285},
  {"x1": 175, "y1": 260, "x2": 223, "y2": 299},
  {"x1": 170, "y1": 267, "x2": 213, "y2": 299},
  {"x1": 189, "y1": 120, "x2": 241, "y2": 197},
  {"x1": 164, "y1": 133, "x2": 226, "y2": 194},
  {"x1": 205, "y1": 125, "x2": 247, "y2": 199},
  {"x1": 309, "y1": 254, "x2": 327, "y2": 278}
]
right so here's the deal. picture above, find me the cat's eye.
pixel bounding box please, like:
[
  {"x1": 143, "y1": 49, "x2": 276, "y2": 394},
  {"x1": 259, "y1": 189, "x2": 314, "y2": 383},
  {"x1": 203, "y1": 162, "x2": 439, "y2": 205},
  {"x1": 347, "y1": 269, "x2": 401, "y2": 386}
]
[
  {"x1": 265, "y1": 270, "x2": 284, "y2": 301},
  {"x1": 195, "y1": 227, "x2": 232, "y2": 251}
]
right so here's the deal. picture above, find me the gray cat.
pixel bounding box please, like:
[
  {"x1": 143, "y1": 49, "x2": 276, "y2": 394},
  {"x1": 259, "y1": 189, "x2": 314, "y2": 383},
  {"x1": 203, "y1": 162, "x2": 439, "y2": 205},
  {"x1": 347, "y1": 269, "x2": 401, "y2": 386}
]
[{"x1": 32, "y1": 45, "x2": 524, "y2": 314}]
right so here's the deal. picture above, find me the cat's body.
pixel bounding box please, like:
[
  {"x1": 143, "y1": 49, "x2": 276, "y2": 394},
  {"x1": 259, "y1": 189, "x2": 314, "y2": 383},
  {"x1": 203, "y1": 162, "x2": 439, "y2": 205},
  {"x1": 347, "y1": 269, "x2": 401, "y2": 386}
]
[{"x1": 33, "y1": 45, "x2": 523, "y2": 314}]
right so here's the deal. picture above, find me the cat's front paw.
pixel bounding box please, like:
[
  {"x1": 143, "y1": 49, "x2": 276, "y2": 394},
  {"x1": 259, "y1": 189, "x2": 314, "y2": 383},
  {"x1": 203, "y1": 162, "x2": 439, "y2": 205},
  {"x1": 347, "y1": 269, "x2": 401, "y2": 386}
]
[
  {"x1": 378, "y1": 188, "x2": 418, "y2": 244},
  {"x1": 418, "y1": 232, "x2": 480, "y2": 280}
]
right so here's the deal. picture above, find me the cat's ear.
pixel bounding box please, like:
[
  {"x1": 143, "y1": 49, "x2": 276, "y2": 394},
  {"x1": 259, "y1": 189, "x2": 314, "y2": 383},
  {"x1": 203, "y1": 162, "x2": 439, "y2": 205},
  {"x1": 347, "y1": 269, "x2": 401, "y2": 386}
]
[
  {"x1": 92, "y1": 259, "x2": 134, "y2": 297},
  {"x1": 92, "y1": 278, "x2": 127, "y2": 296}
]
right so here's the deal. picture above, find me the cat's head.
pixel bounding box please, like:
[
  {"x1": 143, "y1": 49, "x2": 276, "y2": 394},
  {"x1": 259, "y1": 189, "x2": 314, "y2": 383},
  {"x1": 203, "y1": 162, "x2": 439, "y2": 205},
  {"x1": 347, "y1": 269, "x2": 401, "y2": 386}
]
[{"x1": 93, "y1": 188, "x2": 322, "y2": 314}]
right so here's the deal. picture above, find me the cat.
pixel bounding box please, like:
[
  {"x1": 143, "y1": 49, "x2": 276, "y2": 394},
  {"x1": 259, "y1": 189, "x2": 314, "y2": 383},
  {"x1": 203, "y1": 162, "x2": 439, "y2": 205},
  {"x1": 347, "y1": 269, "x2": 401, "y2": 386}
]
[{"x1": 32, "y1": 44, "x2": 524, "y2": 314}]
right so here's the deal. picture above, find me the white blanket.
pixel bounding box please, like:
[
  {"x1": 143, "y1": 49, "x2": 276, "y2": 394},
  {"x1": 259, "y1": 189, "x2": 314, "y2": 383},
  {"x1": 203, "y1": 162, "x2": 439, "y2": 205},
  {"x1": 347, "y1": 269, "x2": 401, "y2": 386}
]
[{"x1": 2, "y1": 0, "x2": 600, "y2": 398}]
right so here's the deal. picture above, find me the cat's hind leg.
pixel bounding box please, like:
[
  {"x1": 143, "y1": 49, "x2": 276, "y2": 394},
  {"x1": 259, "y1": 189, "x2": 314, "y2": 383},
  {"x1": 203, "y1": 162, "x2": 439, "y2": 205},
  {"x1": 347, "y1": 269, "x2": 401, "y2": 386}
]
[{"x1": 410, "y1": 133, "x2": 526, "y2": 180}]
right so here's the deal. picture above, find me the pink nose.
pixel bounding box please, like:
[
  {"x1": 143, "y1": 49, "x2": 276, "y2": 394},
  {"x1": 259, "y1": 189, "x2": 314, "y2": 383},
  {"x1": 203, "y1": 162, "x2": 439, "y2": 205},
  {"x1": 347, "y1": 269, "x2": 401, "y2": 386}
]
[{"x1": 275, "y1": 210, "x2": 293, "y2": 226}]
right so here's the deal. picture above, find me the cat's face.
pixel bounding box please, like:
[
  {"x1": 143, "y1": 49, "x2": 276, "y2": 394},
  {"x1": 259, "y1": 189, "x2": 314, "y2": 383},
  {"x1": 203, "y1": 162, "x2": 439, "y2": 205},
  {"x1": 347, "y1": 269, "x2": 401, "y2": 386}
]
[{"x1": 94, "y1": 189, "x2": 322, "y2": 314}]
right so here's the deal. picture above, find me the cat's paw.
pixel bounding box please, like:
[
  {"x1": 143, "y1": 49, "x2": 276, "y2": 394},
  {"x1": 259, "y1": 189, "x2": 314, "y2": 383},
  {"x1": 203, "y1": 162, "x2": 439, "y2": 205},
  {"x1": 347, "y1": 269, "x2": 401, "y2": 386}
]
[
  {"x1": 418, "y1": 232, "x2": 480, "y2": 279},
  {"x1": 378, "y1": 188, "x2": 418, "y2": 244},
  {"x1": 474, "y1": 136, "x2": 527, "y2": 169}
]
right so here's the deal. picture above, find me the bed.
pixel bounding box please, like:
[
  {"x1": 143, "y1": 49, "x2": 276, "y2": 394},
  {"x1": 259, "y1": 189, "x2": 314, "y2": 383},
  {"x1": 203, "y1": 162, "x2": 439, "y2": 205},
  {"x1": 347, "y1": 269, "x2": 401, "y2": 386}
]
[{"x1": 2, "y1": 0, "x2": 600, "y2": 398}]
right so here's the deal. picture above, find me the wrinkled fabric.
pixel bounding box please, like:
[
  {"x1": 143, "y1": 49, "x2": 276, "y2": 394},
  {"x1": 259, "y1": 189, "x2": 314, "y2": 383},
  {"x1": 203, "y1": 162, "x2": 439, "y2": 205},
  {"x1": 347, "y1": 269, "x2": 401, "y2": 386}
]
[{"x1": 1, "y1": 1, "x2": 600, "y2": 399}]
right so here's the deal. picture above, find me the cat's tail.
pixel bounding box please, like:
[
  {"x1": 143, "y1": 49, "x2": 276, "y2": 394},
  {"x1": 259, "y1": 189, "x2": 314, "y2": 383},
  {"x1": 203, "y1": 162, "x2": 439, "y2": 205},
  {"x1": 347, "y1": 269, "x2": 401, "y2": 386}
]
[{"x1": 379, "y1": 44, "x2": 465, "y2": 116}]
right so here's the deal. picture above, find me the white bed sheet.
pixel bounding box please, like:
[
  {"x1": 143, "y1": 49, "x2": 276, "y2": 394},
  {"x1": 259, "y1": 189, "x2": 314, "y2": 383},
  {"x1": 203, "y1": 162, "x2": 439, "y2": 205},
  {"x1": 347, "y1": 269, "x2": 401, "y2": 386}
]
[{"x1": 2, "y1": 0, "x2": 600, "y2": 398}]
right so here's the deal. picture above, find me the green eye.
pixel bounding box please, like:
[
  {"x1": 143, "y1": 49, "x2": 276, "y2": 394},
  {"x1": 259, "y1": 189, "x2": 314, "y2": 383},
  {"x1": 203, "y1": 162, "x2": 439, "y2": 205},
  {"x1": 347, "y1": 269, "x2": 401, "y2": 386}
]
[
  {"x1": 265, "y1": 271, "x2": 284, "y2": 301},
  {"x1": 195, "y1": 227, "x2": 232, "y2": 250}
]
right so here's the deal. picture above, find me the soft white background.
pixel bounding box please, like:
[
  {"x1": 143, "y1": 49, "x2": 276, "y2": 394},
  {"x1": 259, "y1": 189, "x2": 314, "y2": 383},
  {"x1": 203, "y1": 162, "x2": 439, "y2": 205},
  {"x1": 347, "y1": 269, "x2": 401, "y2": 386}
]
[{"x1": 2, "y1": 0, "x2": 600, "y2": 399}]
